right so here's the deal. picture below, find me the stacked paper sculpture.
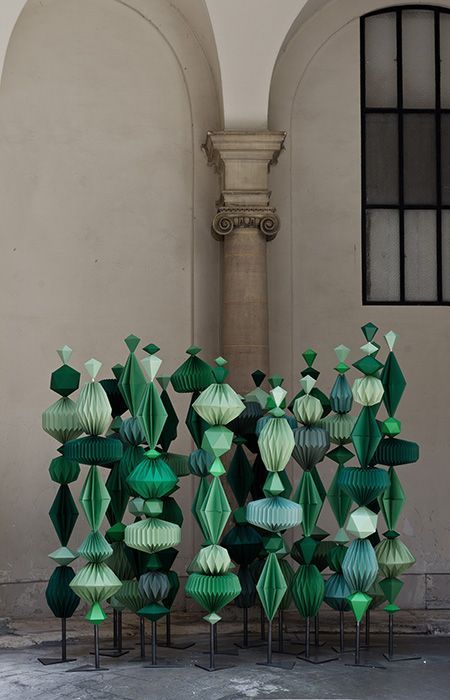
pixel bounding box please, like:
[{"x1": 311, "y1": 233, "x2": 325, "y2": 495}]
[{"x1": 41, "y1": 346, "x2": 82, "y2": 664}]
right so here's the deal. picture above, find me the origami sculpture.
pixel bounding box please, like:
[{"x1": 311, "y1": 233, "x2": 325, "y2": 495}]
[
  {"x1": 185, "y1": 357, "x2": 243, "y2": 671},
  {"x1": 40, "y1": 346, "x2": 82, "y2": 665}
]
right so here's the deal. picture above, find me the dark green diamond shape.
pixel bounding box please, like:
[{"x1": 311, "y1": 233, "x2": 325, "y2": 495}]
[
  {"x1": 252, "y1": 370, "x2": 265, "y2": 387},
  {"x1": 50, "y1": 364, "x2": 80, "y2": 397},
  {"x1": 143, "y1": 343, "x2": 160, "y2": 355},
  {"x1": 302, "y1": 348, "x2": 317, "y2": 367},
  {"x1": 353, "y1": 355, "x2": 383, "y2": 376},
  {"x1": 124, "y1": 334, "x2": 141, "y2": 352},
  {"x1": 327, "y1": 445, "x2": 354, "y2": 464},
  {"x1": 361, "y1": 322, "x2": 378, "y2": 341}
]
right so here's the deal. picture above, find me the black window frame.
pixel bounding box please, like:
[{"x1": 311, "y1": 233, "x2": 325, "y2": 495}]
[{"x1": 361, "y1": 4, "x2": 450, "y2": 305}]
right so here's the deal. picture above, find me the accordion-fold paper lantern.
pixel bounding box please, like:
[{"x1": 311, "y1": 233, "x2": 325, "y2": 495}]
[
  {"x1": 246, "y1": 497, "x2": 302, "y2": 532},
  {"x1": 42, "y1": 397, "x2": 83, "y2": 443},
  {"x1": 70, "y1": 562, "x2": 122, "y2": 604},
  {"x1": 338, "y1": 466, "x2": 389, "y2": 506},
  {"x1": 185, "y1": 572, "x2": 241, "y2": 613},
  {"x1": 124, "y1": 518, "x2": 181, "y2": 554},
  {"x1": 63, "y1": 435, "x2": 122, "y2": 466},
  {"x1": 258, "y1": 417, "x2": 295, "y2": 472},
  {"x1": 292, "y1": 426, "x2": 330, "y2": 470},
  {"x1": 342, "y1": 539, "x2": 379, "y2": 592}
]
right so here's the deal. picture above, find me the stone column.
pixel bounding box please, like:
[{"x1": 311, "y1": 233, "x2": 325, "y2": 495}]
[{"x1": 204, "y1": 131, "x2": 286, "y2": 393}]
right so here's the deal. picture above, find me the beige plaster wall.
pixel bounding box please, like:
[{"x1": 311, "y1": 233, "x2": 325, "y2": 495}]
[
  {"x1": 0, "y1": 0, "x2": 220, "y2": 616},
  {"x1": 268, "y1": 0, "x2": 450, "y2": 610}
]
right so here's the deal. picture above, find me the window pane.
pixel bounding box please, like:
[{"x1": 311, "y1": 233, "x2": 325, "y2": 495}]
[
  {"x1": 404, "y1": 210, "x2": 437, "y2": 301},
  {"x1": 442, "y1": 211, "x2": 450, "y2": 300},
  {"x1": 365, "y1": 114, "x2": 398, "y2": 204},
  {"x1": 442, "y1": 114, "x2": 450, "y2": 205},
  {"x1": 402, "y1": 10, "x2": 435, "y2": 108},
  {"x1": 366, "y1": 209, "x2": 400, "y2": 301},
  {"x1": 403, "y1": 114, "x2": 436, "y2": 204},
  {"x1": 440, "y1": 14, "x2": 450, "y2": 108},
  {"x1": 365, "y1": 13, "x2": 397, "y2": 108}
]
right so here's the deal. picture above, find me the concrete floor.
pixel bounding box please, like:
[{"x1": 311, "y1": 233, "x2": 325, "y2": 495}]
[{"x1": 0, "y1": 629, "x2": 448, "y2": 700}]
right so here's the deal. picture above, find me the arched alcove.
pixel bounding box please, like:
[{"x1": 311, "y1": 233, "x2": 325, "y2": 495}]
[
  {"x1": 268, "y1": 0, "x2": 450, "y2": 610},
  {"x1": 0, "y1": 0, "x2": 220, "y2": 615}
]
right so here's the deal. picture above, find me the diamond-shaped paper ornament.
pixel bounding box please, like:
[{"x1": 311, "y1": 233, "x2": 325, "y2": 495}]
[
  {"x1": 127, "y1": 454, "x2": 177, "y2": 500},
  {"x1": 202, "y1": 425, "x2": 234, "y2": 457},
  {"x1": 198, "y1": 477, "x2": 231, "y2": 544},
  {"x1": 330, "y1": 374, "x2": 353, "y2": 414},
  {"x1": 292, "y1": 563, "x2": 325, "y2": 618},
  {"x1": 79, "y1": 465, "x2": 110, "y2": 531},
  {"x1": 258, "y1": 417, "x2": 295, "y2": 472},
  {"x1": 362, "y1": 322, "x2": 378, "y2": 342},
  {"x1": 45, "y1": 566, "x2": 80, "y2": 618},
  {"x1": 379, "y1": 466, "x2": 405, "y2": 530},
  {"x1": 302, "y1": 349, "x2": 317, "y2": 367},
  {"x1": 351, "y1": 406, "x2": 382, "y2": 467},
  {"x1": 384, "y1": 330, "x2": 398, "y2": 351},
  {"x1": 48, "y1": 546, "x2": 77, "y2": 566},
  {"x1": 70, "y1": 562, "x2": 122, "y2": 604},
  {"x1": 335, "y1": 344, "x2": 350, "y2": 363},
  {"x1": 105, "y1": 465, "x2": 129, "y2": 526},
  {"x1": 78, "y1": 530, "x2": 113, "y2": 563},
  {"x1": 118, "y1": 337, "x2": 147, "y2": 416},
  {"x1": 375, "y1": 538, "x2": 415, "y2": 578},
  {"x1": 347, "y1": 592, "x2": 372, "y2": 622},
  {"x1": 379, "y1": 576, "x2": 403, "y2": 604},
  {"x1": 193, "y1": 381, "x2": 245, "y2": 426},
  {"x1": 296, "y1": 471, "x2": 323, "y2": 537},
  {"x1": 263, "y1": 472, "x2": 285, "y2": 497},
  {"x1": 327, "y1": 464, "x2": 352, "y2": 528},
  {"x1": 342, "y1": 538, "x2": 378, "y2": 592},
  {"x1": 381, "y1": 352, "x2": 406, "y2": 417},
  {"x1": 49, "y1": 485, "x2": 79, "y2": 546},
  {"x1": 346, "y1": 506, "x2": 378, "y2": 539},
  {"x1": 141, "y1": 354, "x2": 162, "y2": 383},
  {"x1": 85, "y1": 602, "x2": 107, "y2": 625},
  {"x1": 192, "y1": 477, "x2": 210, "y2": 532},
  {"x1": 256, "y1": 552, "x2": 287, "y2": 621},
  {"x1": 382, "y1": 417, "x2": 401, "y2": 436},
  {"x1": 327, "y1": 445, "x2": 354, "y2": 464},
  {"x1": 136, "y1": 382, "x2": 168, "y2": 450},
  {"x1": 291, "y1": 536, "x2": 318, "y2": 565},
  {"x1": 227, "y1": 443, "x2": 253, "y2": 505}
]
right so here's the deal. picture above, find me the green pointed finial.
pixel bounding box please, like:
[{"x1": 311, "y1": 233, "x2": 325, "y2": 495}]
[
  {"x1": 268, "y1": 375, "x2": 283, "y2": 388},
  {"x1": 186, "y1": 345, "x2": 201, "y2": 355},
  {"x1": 361, "y1": 322, "x2": 378, "y2": 341},
  {"x1": 157, "y1": 375, "x2": 170, "y2": 391},
  {"x1": 143, "y1": 343, "x2": 160, "y2": 355},
  {"x1": 57, "y1": 345, "x2": 73, "y2": 365},
  {"x1": 385, "y1": 330, "x2": 398, "y2": 351},
  {"x1": 85, "y1": 358, "x2": 102, "y2": 380},
  {"x1": 360, "y1": 341, "x2": 378, "y2": 356},
  {"x1": 302, "y1": 348, "x2": 317, "y2": 367},
  {"x1": 252, "y1": 369, "x2": 265, "y2": 387},
  {"x1": 300, "y1": 375, "x2": 315, "y2": 394},
  {"x1": 215, "y1": 357, "x2": 227, "y2": 367},
  {"x1": 334, "y1": 344, "x2": 350, "y2": 363},
  {"x1": 125, "y1": 334, "x2": 140, "y2": 353},
  {"x1": 271, "y1": 386, "x2": 286, "y2": 408},
  {"x1": 111, "y1": 364, "x2": 123, "y2": 380},
  {"x1": 141, "y1": 355, "x2": 162, "y2": 382}
]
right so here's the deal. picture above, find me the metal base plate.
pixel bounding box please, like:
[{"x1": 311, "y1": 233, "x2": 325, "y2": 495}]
[
  {"x1": 144, "y1": 661, "x2": 183, "y2": 668},
  {"x1": 234, "y1": 640, "x2": 265, "y2": 649},
  {"x1": 297, "y1": 653, "x2": 338, "y2": 665},
  {"x1": 383, "y1": 654, "x2": 421, "y2": 662},
  {"x1": 158, "y1": 641, "x2": 195, "y2": 650},
  {"x1": 67, "y1": 664, "x2": 109, "y2": 672},
  {"x1": 345, "y1": 661, "x2": 386, "y2": 669},
  {"x1": 201, "y1": 648, "x2": 239, "y2": 656},
  {"x1": 256, "y1": 660, "x2": 295, "y2": 670},
  {"x1": 194, "y1": 662, "x2": 235, "y2": 672},
  {"x1": 128, "y1": 656, "x2": 146, "y2": 663},
  {"x1": 37, "y1": 657, "x2": 76, "y2": 666}
]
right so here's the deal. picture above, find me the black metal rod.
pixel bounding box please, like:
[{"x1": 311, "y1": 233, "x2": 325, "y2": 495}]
[
  {"x1": 210, "y1": 623, "x2": 215, "y2": 671},
  {"x1": 113, "y1": 609, "x2": 118, "y2": 648},
  {"x1": 117, "y1": 611, "x2": 123, "y2": 654},
  {"x1": 365, "y1": 609, "x2": 370, "y2": 647},
  {"x1": 140, "y1": 617, "x2": 145, "y2": 659},
  {"x1": 260, "y1": 604, "x2": 265, "y2": 640},
  {"x1": 267, "y1": 619, "x2": 273, "y2": 665},
  {"x1": 388, "y1": 613, "x2": 394, "y2": 658},
  {"x1": 339, "y1": 611, "x2": 344, "y2": 653},
  {"x1": 314, "y1": 613, "x2": 319, "y2": 646},
  {"x1": 61, "y1": 617, "x2": 67, "y2": 662},
  {"x1": 94, "y1": 625, "x2": 100, "y2": 670},
  {"x1": 213, "y1": 622, "x2": 218, "y2": 653},
  {"x1": 305, "y1": 617, "x2": 310, "y2": 659},
  {"x1": 151, "y1": 620, "x2": 157, "y2": 665},
  {"x1": 243, "y1": 608, "x2": 248, "y2": 648},
  {"x1": 278, "y1": 609, "x2": 284, "y2": 653},
  {"x1": 166, "y1": 613, "x2": 171, "y2": 647},
  {"x1": 355, "y1": 621, "x2": 361, "y2": 666}
]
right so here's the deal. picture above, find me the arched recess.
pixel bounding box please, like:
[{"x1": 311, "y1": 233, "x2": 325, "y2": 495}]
[
  {"x1": 0, "y1": 0, "x2": 220, "y2": 615},
  {"x1": 268, "y1": 0, "x2": 450, "y2": 610}
]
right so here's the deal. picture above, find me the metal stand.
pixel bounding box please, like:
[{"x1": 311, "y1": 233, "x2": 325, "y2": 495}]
[
  {"x1": 260, "y1": 603, "x2": 265, "y2": 640},
  {"x1": 195, "y1": 624, "x2": 235, "y2": 672},
  {"x1": 38, "y1": 617, "x2": 76, "y2": 665},
  {"x1": 272, "y1": 609, "x2": 300, "y2": 656},
  {"x1": 345, "y1": 620, "x2": 385, "y2": 669},
  {"x1": 383, "y1": 613, "x2": 421, "y2": 663},
  {"x1": 234, "y1": 607, "x2": 265, "y2": 649},
  {"x1": 67, "y1": 625, "x2": 109, "y2": 672},
  {"x1": 129, "y1": 617, "x2": 146, "y2": 662},
  {"x1": 332, "y1": 611, "x2": 354, "y2": 654},
  {"x1": 158, "y1": 613, "x2": 195, "y2": 650},
  {"x1": 145, "y1": 619, "x2": 181, "y2": 668},
  {"x1": 297, "y1": 617, "x2": 338, "y2": 665},
  {"x1": 314, "y1": 612, "x2": 326, "y2": 647},
  {"x1": 202, "y1": 623, "x2": 238, "y2": 656},
  {"x1": 97, "y1": 610, "x2": 131, "y2": 657},
  {"x1": 256, "y1": 618, "x2": 295, "y2": 670}
]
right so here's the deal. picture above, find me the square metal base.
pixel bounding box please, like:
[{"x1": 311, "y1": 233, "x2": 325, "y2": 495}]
[
  {"x1": 256, "y1": 660, "x2": 295, "y2": 670},
  {"x1": 194, "y1": 662, "x2": 235, "y2": 672},
  {"x1": 128, "y1": 656, "x2": 146, "y2": 663},
  {"x1": 37, "y1": 657, "x2": 76, "y2": 666},
  {"x1": 297, "y1": 652, "x2": 338, "y2": 665},
  {"x1": 67, "y1": 664, "x2": 109, "y2": 672},
  {"x1": 234, "y1": 640, "x2": 265, "y2": 649},
  {"x1": 201, "y1": 648, "x2": 239, "y2": 656},
  {"x1": 345, "y1": 661, "x2": 386, "y2": 669},
  {"x1": 158, "y1": 641, "x2": 195, "y2": 650},
  {"x1": 144, "y1": 661, "x2": 183, "y2": 668},
  {"x1": 383, "y1": 653, "x2": 421, "y2": 662},
  {"x1": 93, "y1": 649, "x2": 130, "y2": 658}
]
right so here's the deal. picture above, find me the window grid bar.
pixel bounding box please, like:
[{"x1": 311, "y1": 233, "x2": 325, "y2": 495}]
[
  {"x1": 396, "y1": 9, "x2": 405, "y2": 302},
  {"x1": 360, "y1": 15, "x2": 368, "y2": 304},
  {"x1": 435, "y1": 9, "x2": 443, "y2": 301}
]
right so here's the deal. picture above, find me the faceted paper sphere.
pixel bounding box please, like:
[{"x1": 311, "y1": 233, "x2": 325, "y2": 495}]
[
  {"x1": 221, "y1": 524, "x2": 263, "y2": 567},
  {"x1": 342, "y1": 539, "x2": 379, "y2": 592},
  {"x1": 246, "y1": 497, "x2": 302, "y2": 533},
  {"x1": 293, "y1": 394, "x2": 323, "y2": 425},
  {"x1": 193, "y1": 383, "x2": 245, "y2": 426},
  {"x1": 124, "y1": 518, "x2": 181, "y2": 554},
  {"x1": 188, "y1": 449, "x2": 213, "y2": 477},
  {"x1": 375, "y1": 538, "x2": 415, "y2": 578},
  {"x1": 49, "y1": 456, "x2": 80, "y2": 485},
  {"x1": 346, "y1": 506, "x2": 378, "y2": 539},
  {"x1": 292, "y1": 426, "x2": 330, "y2": 470},
  {"x1": 50, "y1": 364, "x2": 81, "y2": 397},
  {"x1": 42, "y1": 397, "x2": 83, "y2": 443},
  {"x1": 138, "y1": 572, "x2": 170, "y2": 602},
  {"x1": 258, "y1": 417, "x2": 295, "y2": 472},
  {"x1": 76, "y1": 381, "x2": 111, "y2": 436},
  {"x1": 127, "y1": 455, "x2": 178, "y2": 500},
  {"x1": 185, "y1": 572, "x2": 241, "y2": 613},
  {"x1": 292, "y1": 564, "x2": 325, "y2": 618},
  {"x1": 196, "y1": 545, "x2": 232, "y2": 575},
  {"x1": 352, "y1": 376, "x2": 384, "y2": 406}
]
